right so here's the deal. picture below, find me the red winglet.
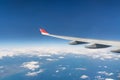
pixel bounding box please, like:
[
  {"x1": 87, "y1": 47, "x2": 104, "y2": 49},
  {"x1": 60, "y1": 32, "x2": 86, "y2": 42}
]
[{"x1": 40, "y1": 28, "x2": 49, "y2": 35}]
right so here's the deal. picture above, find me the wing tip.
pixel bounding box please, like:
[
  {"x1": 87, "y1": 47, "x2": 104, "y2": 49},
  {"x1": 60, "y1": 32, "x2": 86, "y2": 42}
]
[{"x1": 40, "y1": 28, "x2": 49, "y2": 35}]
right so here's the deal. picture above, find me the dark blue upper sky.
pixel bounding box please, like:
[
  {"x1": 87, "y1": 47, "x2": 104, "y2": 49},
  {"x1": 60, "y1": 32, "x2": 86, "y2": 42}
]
[{"x1": 0, "y1": 0, "x2": 120, "y2": 47}]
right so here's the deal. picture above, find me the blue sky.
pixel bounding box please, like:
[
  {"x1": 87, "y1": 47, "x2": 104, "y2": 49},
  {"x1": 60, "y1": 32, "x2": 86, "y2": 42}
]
[{"x1": 0, "y1": 0, "x2": 120, "y2": 47}]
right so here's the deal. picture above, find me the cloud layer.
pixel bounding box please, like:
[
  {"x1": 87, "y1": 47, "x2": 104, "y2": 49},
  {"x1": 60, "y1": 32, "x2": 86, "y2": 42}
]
[{"x1": 0, "y1": 46, "x2": 120, "y2": 60}]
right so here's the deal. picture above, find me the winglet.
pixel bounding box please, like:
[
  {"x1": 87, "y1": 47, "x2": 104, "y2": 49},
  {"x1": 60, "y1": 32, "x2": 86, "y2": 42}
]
[{"x1": 40, "y1": 28, "x2": 49, "y2": 35}]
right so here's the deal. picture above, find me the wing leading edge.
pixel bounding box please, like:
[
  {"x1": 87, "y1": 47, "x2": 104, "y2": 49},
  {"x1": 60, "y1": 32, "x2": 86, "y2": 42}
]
[{"x1": 40, "y1": 28, "x2": 120, "y2": 48}]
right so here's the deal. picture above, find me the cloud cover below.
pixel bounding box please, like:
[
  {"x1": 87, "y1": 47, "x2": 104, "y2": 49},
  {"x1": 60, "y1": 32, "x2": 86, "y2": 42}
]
[{"x1": 0, "y1": 46, "x2": 120, "y2": 60}]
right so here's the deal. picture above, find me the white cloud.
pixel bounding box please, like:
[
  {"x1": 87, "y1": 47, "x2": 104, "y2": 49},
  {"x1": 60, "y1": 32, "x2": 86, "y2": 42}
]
[
  {"x1": 75, "y1": 68, "x2": 87, "y2": 71},
  {"x1": 105, "y1": 78, "x2": 114, "y2": 80},
  {"x1": 46, "y1": 58, "x2": 58, "y2": 61},
  {"x1": 95, "y1": 75, "x2": 104, "y2": 80},
  {"x1": 21, "y1": 61, "x2": 40, "y2": 71},
  {"x1": 55, "y1": 70, "x2": 59, "y2": 73},
  {"x1": 58, "y1": 67, "x2": 66, "y2": 70},
  {"x1": 98, "y1": 65, "x2": 108, "y2": 69},
  {"x1": 58, "y1": 56, "x2": 64, "y2": 59},
  {"x1": 104, "y1": 66, "x2": 108, "y2": 68},
  {"x1": 98, "y1": 71, "x2": 114, "y2": 76},
  {"x1": 80, "y1": 75, "x2": 89, "y2": 79},
  {"x1": 0, "y1": 66, "x2": 4, "y2": 73},
  {"x1": 55, "y1": 66, "x2": 66, "y2": 73},
  {"x1": 26, "y1": 69, "x2": 44, "y2": 76},
  {"x1": 0, "y1": 46, "x2": 120, "y2": 60}
]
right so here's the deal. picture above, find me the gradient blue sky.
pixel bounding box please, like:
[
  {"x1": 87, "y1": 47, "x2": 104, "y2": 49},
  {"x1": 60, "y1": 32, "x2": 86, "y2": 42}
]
[{"x1": 0, "y1": 0, "x2": 120, "y2": 47}]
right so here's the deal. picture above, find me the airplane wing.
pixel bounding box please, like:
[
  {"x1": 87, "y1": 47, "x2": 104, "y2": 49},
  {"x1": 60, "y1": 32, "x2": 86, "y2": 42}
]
[{"x1": 40, "y1": 28, "x2": 120, "y2": 53}]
